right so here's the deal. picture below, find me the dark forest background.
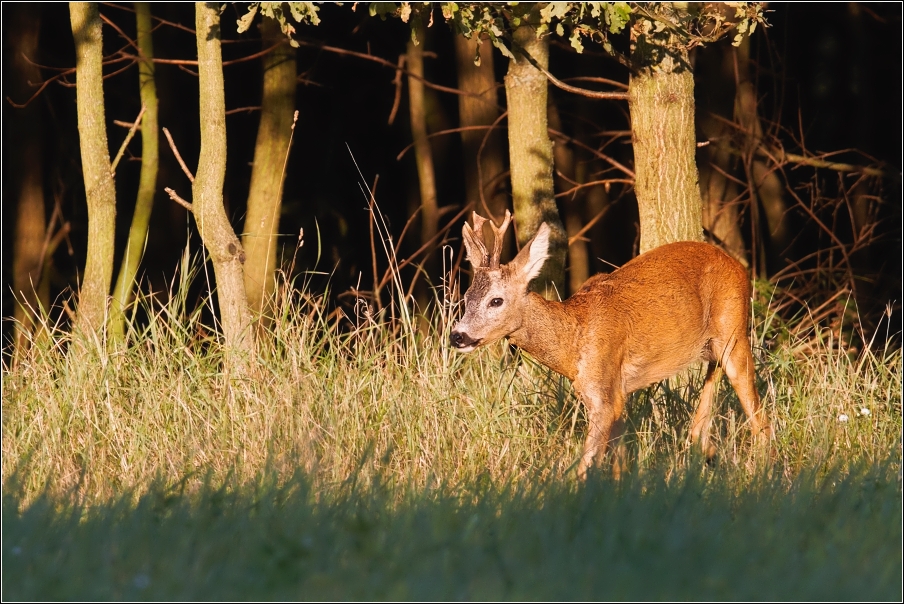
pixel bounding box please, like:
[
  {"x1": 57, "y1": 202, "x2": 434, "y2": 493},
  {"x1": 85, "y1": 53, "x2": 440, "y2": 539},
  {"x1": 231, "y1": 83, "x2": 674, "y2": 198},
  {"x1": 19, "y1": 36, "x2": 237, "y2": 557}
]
[{"x1": 3, "y1": 2, "x2": 901, "y2": 349}]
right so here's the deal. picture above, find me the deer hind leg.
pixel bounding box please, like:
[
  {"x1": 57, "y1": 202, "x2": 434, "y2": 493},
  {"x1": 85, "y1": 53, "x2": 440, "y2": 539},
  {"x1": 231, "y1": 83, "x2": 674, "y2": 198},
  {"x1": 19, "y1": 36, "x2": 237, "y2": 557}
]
[
  {"x1": 718, "y1": 335, "x2": 773, "y2": 447},
  {"x1": 576, "y1": 383, "x2": 626, "y2": 480},
  {"x1": 689, "y1": 360, "x2": 720, "y2": 458}
]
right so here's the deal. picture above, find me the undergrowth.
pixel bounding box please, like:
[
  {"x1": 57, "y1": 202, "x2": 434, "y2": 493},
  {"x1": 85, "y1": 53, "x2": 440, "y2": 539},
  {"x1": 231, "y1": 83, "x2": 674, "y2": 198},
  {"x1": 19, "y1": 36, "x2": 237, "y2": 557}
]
[
  {"x1": 2, "y1": 255, "x2": 900, "y2": 502},
  {"x1": 2, "y1": 251, "x2": 901, "y2": 600}
]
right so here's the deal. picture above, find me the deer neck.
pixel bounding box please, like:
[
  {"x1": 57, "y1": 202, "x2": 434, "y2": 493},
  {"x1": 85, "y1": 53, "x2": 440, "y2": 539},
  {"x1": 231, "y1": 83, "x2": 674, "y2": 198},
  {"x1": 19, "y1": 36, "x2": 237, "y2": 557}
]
[{"x1": 508, "y1": 293, "x2": 581, "y2": 381}]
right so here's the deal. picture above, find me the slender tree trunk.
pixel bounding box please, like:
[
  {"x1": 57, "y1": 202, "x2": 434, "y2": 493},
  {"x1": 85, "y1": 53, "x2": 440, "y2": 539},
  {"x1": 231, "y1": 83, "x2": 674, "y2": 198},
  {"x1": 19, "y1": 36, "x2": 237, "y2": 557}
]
[
  {"x1": 194, "y1": 2, "x2": 255, "y2": 372},
  {"x1": 407, "y1": 34, "x2": 439, "y2": 313},
  {"x1": 454, "y1": 34, "x2": 508, "y2": 228},
  {"x1": 696, "y1": 43, "x2": 748, "y2": 267},
  {"x1": 548, "y1": 97, "x2": 590, "y2": 294},
  {"x1": 242, "y1": 16, "x2": 296, "y2": 327},
  {"x1": 628, "y1": 7, "x2": 703, "y2": 254},
  {"x1": 734, "y1": 36, "x2": 789, "y2": 277},
  {"x1": 505, "y1": 25, "x2": 566, "y2": 297},
  {"x1": 9, "y1": 6, "x2": 48, "y2": 356},
  {"x1": 111, "y1": 2, "x2": 159, "y2": 342},
  {"x1": 70, "y1": 2, "x2": 117, "y2": 334}
]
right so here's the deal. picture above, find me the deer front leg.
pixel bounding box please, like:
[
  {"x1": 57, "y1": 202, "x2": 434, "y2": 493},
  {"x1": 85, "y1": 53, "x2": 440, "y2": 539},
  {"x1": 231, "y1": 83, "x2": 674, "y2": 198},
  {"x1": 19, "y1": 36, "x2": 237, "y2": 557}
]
[{"x1": 575, "y1": 379, "x2": 627, "y2": 480}]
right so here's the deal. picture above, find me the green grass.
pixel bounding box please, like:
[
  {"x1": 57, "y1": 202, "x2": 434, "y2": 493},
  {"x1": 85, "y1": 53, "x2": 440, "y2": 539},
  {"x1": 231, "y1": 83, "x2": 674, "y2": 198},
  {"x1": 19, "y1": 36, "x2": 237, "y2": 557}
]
[
  {"x1": 2, "y1": 265, "x2": 902, "y2": 599},
  {"x1": 3, "y1": 463, "x2": 900, "y2": 601}
]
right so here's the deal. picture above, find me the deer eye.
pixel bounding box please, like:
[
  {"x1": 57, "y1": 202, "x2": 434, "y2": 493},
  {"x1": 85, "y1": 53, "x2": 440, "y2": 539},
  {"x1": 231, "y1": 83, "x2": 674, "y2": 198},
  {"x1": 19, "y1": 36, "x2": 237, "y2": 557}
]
[{"x1": 489, "y1": 297, "x2": 504, "y2": 308}]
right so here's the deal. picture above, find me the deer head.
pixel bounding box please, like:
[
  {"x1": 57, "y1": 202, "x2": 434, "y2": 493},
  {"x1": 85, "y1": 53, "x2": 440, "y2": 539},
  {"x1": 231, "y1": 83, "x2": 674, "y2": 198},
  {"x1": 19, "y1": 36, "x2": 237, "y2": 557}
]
[{"x1": 450, "y1": 211, "x2": 550, "y2": 352}]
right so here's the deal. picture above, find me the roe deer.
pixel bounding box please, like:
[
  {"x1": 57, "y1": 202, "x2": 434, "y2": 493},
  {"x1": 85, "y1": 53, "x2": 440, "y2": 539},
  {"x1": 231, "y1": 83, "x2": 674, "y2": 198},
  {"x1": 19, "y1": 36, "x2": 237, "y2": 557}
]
[{"x1": 450, "y1": 211, "x2": 773, "y2": 478}]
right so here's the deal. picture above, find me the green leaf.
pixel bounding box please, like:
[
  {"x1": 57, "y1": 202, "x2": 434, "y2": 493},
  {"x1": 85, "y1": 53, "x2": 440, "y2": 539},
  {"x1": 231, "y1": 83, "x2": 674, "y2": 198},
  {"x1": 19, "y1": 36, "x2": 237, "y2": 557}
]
[
  {"x1": 604, "y1": 2, "x2": 630, "y2": 34},
  {"x1": 441, "y1": 3, "x2": 458, "y2": 20},
  {"x1": 288, "y1": 2, "x2": 321, "y2": 26},
  {"x1": 539, "y1": 1, "x2": 572, "y2": 24},
  {"x1": 236, "y1": 3, "x2": 259, "y2": 34},
  {"x1": 369, "y1": 2, "x2": 399, "y2": 20},
  {"x1": 569, "y1": 29, "x2": 584, "y2": 53},
  {"x1": 491, "y1": 35, "x2": 515, "y2": 60}
]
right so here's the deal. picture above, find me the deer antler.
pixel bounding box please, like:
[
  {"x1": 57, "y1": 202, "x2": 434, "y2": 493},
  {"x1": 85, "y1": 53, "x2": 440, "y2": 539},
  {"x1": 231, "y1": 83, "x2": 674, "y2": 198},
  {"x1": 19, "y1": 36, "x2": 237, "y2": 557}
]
[
  {"x1": 463, "y1": 211, "x2": 512, "y2": 268},
  {"x1": 488, "y1": 210, "x2": 511, "y2": 269},
  {"x1": 463, "y1": 212, "x2": 490, "y2": 267}
]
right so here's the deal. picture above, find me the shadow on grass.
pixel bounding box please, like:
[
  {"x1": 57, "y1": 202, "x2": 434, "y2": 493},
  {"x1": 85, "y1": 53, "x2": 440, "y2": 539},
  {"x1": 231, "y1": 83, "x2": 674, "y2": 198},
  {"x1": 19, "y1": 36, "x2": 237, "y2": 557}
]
[{"x1": 3, "y1": 459, "x2": 901, "y2": 601}]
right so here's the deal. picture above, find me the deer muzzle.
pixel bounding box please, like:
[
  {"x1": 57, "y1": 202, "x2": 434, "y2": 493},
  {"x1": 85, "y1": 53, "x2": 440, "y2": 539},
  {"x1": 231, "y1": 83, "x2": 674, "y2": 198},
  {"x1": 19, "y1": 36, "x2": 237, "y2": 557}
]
[{"x1": 449, "y1": 329, "x2": 481, "y2": 352}]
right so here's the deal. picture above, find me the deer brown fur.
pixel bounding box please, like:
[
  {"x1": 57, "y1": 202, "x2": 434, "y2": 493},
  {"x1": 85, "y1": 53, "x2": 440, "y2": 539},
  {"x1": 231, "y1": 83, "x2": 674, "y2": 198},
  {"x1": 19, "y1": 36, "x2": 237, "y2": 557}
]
[{"x1": 450, "y1": 211, "x2": 773, "y2": 478}]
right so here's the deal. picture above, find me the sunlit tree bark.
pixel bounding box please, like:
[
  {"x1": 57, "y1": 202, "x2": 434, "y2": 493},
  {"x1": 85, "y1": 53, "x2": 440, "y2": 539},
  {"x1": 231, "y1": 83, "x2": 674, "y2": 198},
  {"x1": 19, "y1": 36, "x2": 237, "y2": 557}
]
[
  {"x1": 70, "y1": 1, "x2": 117, "y2": 334},
  {"x1": 505, "y1": 25, "x2": 566, "y2": 297},
  {"x1": 111, "y1": 2, "x2": 159, "y2": 342},
  {"x1": 407, "y1": 32, "x2": 439, "y2": 313},
  {"x1": 194, "y1": 2, "x2": 255, "y2": 372},
  {"x1": 629, "y1": 6, "x2": 704, "y2": 254},
  {"x1": 242, "y1": 16, "x2": 296, "y2": 328}
]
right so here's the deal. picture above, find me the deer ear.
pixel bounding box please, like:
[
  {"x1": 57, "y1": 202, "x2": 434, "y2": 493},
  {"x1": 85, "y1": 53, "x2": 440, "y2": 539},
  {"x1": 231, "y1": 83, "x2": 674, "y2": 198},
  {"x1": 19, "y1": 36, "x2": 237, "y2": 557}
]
[
  {"x1": 511, "y1": 222, "x2": 550, "y2": 283},
  {"x1": 462, "y1": 222, "x2": 484, "y2": 266}
]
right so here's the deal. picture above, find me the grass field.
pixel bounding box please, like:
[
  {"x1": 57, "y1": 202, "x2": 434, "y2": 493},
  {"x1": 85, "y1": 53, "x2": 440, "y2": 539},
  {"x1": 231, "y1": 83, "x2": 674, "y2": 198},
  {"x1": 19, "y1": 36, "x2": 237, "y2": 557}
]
[
  {"x1": 4, "y1": 462, "x2": 900, "y2": 600},
  {"x1": 2, "y1": 270, "x2": 902, "y2": 600}
]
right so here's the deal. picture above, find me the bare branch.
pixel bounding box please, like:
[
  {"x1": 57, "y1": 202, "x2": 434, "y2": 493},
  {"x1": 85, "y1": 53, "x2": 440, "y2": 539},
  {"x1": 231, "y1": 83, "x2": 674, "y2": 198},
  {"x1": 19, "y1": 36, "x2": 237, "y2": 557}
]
[
  {"x1": 515, "y1": 46, "x2": 630, "y2": 101},
  {"x1": 164, "y1": 187, "x2": 193, "y2": 212},
  {"x1": 110, "y1": 103, "x2": 146, "y2": 175},
  {"x1": 162, "y1": 127, "x2": 194, "y2": 182}
]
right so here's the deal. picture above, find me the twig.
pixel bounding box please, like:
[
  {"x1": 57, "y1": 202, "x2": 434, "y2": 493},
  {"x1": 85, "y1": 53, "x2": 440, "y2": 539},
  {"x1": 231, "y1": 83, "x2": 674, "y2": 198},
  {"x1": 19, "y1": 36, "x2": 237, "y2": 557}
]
[
  {"x1": 567, "y1": 198, "x2": 623, "y2": 246},
  {"x1": 293, "y1": 39, "x2": 500, "y2": 103},
  {"x1": 99, "y1": 12, "x2": 141, "y2": 54},
  {"x1": 101, "y1": 2, "x2": 198, "y2": 36},
  {"x1": 388, "y1": 54, "x2": 405, "y2": 125},
  {"x1": 555, "y1": 178, "x2": 633, "y2": 199},
  {"x1": 164, "y1": 187, "x2": 193, "y2": 212},
  {"x1": 225, "y1": 106, "x2": 261, "y2": 116},
  {"x1": 549, "y1": 127, "x2": 635, "y2": 179},
  {"x1": 396, "y1": 125, "x2": 501, "y2": 161},
  {"x1": 563, "y1": 76, "x2": 629, "y2": 91},
  {"x1": 162, "y1": 127, "x2": 194, "y2": 182},
  {"x1": 110, "y1": 104, "x2": 146, "y2": 175},
  {"x1": 709, "y1": 113, "x2": 893, "y2": 179},
  {"x1": 45, "y1": 222, "x2": 72, "y2": 259},
  {"x1": 762, "y1": 147, "x2": 892, "y2": 179},
  {"x1": 515, "y1": 46, "x2": 630, "y2": 101},
  {"x1": 377, "y1": 203, "x2": 474, "y2": 292}
]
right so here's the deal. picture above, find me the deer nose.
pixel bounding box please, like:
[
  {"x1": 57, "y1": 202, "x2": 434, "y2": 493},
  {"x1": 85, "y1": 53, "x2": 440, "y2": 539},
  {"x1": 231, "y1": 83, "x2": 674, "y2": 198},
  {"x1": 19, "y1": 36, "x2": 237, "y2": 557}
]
[
  {"x1": 449, "y1": 330, "x2": 480, "y2": 349},
  {"x1": 450, "y1": 331, "x2": 466, "y2": 348}
]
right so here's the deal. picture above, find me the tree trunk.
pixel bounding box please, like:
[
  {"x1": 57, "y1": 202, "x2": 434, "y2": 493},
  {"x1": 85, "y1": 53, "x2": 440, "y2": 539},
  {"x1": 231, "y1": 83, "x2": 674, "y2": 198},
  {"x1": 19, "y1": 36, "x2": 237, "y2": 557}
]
[
  {"x1": 70, "y1": 2, "x2": 117, "y2": 334},
  {"x1": 548, "y1": 97, "x2": 590, "y2": 295},
  {"x1": 407, "y1": 34, "x2": 439, "y2": 314},
  {"x1": 735, "y1": 36, "x2": 789, "y2": 277},
  {"x1": 194, "y1": 2, "x2": 255, "y2": 372},
  {"x1": 505, "y1": 25, "x2": 566, "y2": 297},
  {"x1": 628, "y1": 7, "x2": 703, "y2": 254},
  {"x1": 454, "y1": 34, "x2": 508, "y2": 229},
  {"x1": 111, "y1": 2, "x2": 159, "y2": 342},
  {"x1": 241, "y1": 16, "x2": 296, "y2": 328},
  {"x1": 696, "y1": 43, "x2": 748, "y2": 267},
  {"x1": 9, "y1": 6, "x2": 48, "y2": 356}
]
